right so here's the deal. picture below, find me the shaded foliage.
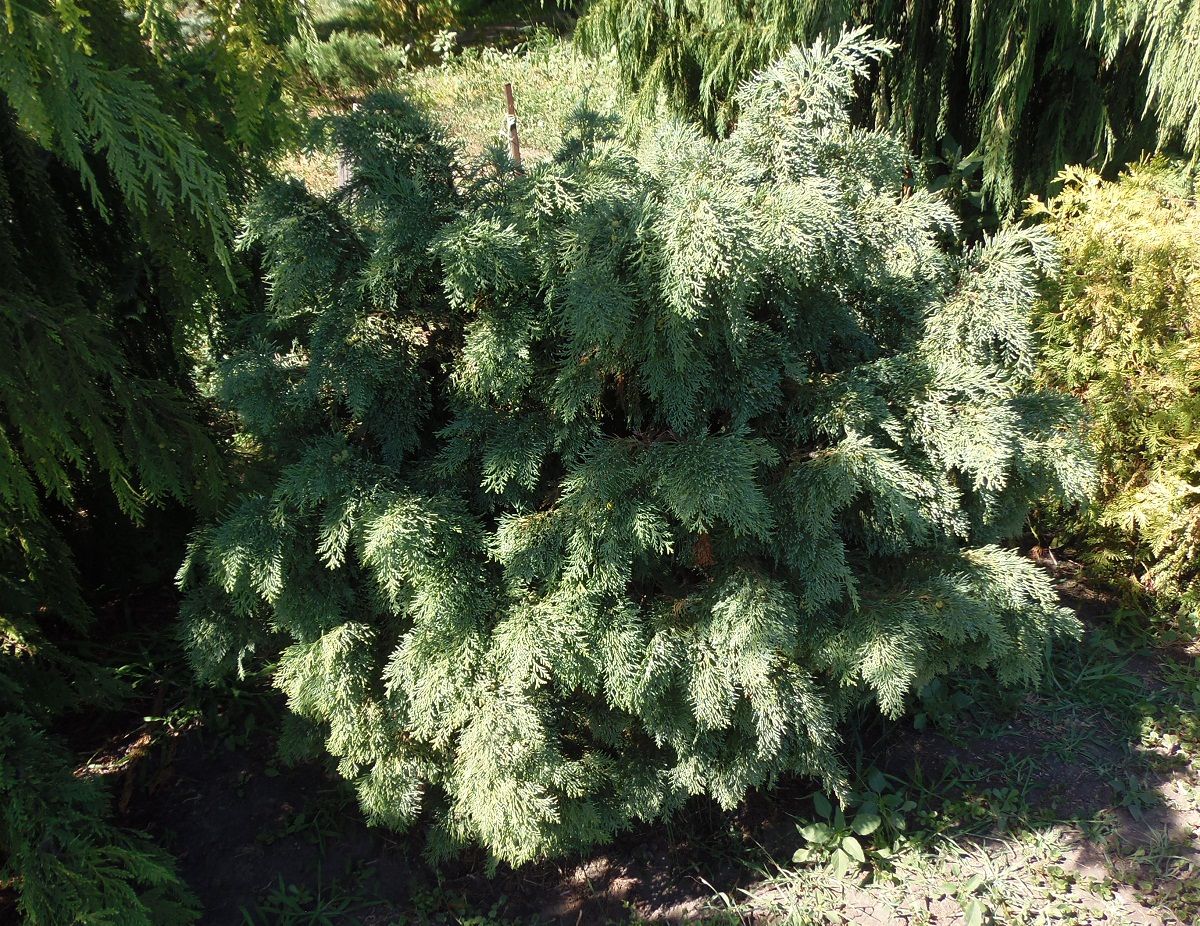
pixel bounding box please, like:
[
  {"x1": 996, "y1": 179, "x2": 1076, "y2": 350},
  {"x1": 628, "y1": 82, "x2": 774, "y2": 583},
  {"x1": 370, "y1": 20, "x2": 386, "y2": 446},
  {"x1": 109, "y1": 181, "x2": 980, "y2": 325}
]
[{"x1": 1, "y1": 0, "x2": 303, "y2": 919}]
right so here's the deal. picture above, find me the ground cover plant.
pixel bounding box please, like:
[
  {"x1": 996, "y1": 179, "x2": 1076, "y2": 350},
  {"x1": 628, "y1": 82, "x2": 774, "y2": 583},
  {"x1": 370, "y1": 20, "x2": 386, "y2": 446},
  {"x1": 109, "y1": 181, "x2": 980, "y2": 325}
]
[
  {"x1": 1032, "y1": 161, "x2": 1200, "y2": 639},
  {"x1": 287, "y1": 30, "x2": 418, "y2": 106},
  {"x1": 179, "y1": 30, "x2": 1093, "y2": 867}
]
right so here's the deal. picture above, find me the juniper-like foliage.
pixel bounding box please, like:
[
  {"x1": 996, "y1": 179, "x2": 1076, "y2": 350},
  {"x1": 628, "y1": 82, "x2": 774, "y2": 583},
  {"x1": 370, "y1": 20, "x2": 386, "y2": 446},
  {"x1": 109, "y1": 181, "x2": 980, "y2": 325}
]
[
  {"x1": 0, "y1": 715, "x2": 200, "y2": 924},
  {"x1": 1032, "y1": 160, "x2": 1200, "y2": 636},
  {"x1": 286, "y1": 30, "x2": 414, "y2": 106},
  {"x1": 183, "y1": 32, "x2": 1093, "y2": 864},
  {"x1": 577, "y1": 0, "x2": 1200, "y2": 211}
]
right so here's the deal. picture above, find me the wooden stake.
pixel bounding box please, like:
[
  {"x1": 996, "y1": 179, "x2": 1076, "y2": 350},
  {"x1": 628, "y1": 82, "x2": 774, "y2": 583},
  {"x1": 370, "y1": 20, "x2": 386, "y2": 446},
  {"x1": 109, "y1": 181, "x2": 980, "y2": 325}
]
[
  {"x1": 336, "y1": 103, "x2": 360, "y2": 189},
  {"x1": 504, "y1": 82, "x2": 523, "y2": 171}
]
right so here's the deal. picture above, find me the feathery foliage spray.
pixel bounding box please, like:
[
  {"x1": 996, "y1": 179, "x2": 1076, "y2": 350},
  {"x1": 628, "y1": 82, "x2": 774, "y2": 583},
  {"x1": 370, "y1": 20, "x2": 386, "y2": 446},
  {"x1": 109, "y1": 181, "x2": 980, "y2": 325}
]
[{"x1": 183, "y1": 31, "x2": 1093, "y2": 863}]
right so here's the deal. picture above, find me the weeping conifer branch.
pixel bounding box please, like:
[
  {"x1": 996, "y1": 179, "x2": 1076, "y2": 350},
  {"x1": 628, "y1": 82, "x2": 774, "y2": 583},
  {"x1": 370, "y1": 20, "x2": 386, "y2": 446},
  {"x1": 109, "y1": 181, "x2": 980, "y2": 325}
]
[{"x1": 577, "y1": 0, "x2": 1200, "y2": 210}]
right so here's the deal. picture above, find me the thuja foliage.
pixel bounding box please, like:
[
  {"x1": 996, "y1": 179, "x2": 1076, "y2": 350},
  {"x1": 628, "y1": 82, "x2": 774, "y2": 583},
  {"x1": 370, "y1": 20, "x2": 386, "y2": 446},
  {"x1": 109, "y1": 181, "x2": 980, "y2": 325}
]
[
  {"x1": 3, "y1": 0, "x2": 303, "y2": 234},
  {"x1": 0, "y1": 715, "x2": 200, "y2": 924},
  {"x1": 577, "y1": 0, "x2": 1200, "y2": 211},
  {"x1": 1, "y1": 108, "x2": 218, "y2": 924},
  {"x1": 2, "y1": 0, "x2": 304, "y2": 920},
  {"x1": 182, "y1": 33, "x2": 1092, "y2": 863},
  {"x1": 1032, "y1": 162, "x2": 1200, "y2": 634}
]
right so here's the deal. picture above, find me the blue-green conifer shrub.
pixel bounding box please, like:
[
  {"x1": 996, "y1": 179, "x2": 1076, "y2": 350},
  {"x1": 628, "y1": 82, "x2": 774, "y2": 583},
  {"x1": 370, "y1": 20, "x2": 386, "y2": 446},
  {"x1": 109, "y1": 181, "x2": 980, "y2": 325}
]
[{"x1": 181, "y1": 33, "x2": 1093, "y2": 864}]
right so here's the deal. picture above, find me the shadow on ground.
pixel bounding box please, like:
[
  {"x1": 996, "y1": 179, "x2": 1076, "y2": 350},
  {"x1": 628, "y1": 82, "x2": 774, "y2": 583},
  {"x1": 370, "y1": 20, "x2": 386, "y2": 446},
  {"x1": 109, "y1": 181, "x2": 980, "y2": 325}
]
[{"x1": 99, "y1": 571, "x2": 1198, "y2": 925}]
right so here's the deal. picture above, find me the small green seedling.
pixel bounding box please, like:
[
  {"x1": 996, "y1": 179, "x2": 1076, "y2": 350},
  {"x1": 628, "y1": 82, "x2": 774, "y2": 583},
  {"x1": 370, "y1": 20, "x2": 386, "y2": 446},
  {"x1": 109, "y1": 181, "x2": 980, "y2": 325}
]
[
  {"x1": 944, "y1": 872, "x2": 989, "y2": 926},
  {"x1": 792, "y1": 770, "x2": 918, "y2": 876},
  {"x1": 1115, "y1": 773, "x2": 1159, "y2": 821},
  {"x1": 914, "y1": 678, "x2": 974, "y2": 732}
]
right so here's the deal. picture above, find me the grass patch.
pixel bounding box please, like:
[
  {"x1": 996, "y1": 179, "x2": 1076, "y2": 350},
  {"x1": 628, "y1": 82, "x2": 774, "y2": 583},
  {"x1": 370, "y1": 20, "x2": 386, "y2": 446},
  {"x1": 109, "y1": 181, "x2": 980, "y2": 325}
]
[
  {"x1": 721, "y1": 622, "x2": 1200, "y2": 926},
  {"x1": 398, "y1": 31, "x2": 623, "y2": 159},
  {"x1": 278, "y1": 32, "x2": 624, "y2": 194}
]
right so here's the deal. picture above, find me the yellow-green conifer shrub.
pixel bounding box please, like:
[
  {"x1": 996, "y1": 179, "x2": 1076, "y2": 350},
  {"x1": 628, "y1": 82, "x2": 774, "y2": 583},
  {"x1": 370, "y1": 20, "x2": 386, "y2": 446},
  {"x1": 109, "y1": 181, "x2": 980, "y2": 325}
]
[
  {"x1": 183, "y1": 33, "x2": 1093, "y2": 865},
  {"x1": 1032, "y1": 162, "x2": 1200, "y2": 634}
]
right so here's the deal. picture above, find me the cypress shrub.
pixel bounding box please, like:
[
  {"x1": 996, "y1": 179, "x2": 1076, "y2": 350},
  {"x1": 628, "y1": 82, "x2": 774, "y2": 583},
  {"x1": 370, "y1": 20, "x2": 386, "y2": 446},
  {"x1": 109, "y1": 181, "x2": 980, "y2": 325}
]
[{"x1": 182, "y1": 32, "x2": 1093, "y2": 863}]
